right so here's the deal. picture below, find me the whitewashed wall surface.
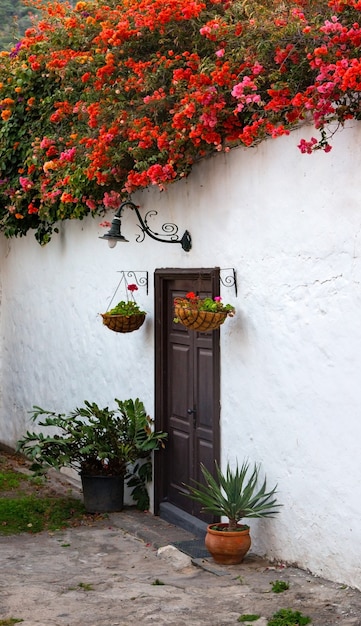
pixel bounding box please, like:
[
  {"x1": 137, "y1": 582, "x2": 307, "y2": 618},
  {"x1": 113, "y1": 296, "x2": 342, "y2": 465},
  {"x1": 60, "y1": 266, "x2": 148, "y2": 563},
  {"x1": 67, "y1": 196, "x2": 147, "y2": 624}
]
[{"x1": 1, "y1": 122, "x2": 361, "y2": 589}]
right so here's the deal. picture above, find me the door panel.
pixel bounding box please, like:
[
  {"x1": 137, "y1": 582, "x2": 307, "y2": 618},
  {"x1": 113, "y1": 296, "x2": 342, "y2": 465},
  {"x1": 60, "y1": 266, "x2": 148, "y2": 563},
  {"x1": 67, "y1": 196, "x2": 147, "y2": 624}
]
[{"x1": 154, "y1": 269, "x2": 220, "y2": 524}]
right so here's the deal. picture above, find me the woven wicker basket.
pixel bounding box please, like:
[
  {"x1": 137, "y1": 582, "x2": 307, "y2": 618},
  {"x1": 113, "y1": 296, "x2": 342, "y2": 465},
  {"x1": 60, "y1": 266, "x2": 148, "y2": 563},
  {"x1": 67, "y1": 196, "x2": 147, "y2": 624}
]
[
  {"x1": 101, "y1": 313, "x2": 146, "y2": 333},
  {"x1": 174, "y1": 305, "x2": 227, "y2": 332}
]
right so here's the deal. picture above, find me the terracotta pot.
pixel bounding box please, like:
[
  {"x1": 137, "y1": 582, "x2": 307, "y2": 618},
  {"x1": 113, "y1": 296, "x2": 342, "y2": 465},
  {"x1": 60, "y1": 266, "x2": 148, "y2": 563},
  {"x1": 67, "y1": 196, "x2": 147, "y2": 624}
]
[{"x1": 205, "y1": 523, "x2": 251, "y2": 565}]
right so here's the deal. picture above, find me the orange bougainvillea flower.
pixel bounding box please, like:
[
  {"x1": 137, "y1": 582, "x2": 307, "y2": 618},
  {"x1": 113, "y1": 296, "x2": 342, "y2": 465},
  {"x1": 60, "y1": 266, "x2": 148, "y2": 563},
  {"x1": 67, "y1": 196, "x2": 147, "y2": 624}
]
[
  {"x1": 1, "y1": 110, "x2": 12, "y2": 121},
  {"x1": 43, "y1": 160, "x2": 58, "y2": 173},
  {"x1": 60, "y1": 192, "x2": 77, "y2": 203},
  {"x1": 1, "y1": 98, "x2": 15, "y2": 105}
]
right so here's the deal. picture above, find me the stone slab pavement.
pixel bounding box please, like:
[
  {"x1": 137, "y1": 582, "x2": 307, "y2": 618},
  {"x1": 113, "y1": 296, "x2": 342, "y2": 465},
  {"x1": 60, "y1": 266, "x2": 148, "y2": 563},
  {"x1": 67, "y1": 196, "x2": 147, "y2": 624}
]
[{"x1": 1, "y1": 508, "x2": 361, "y2": 626}]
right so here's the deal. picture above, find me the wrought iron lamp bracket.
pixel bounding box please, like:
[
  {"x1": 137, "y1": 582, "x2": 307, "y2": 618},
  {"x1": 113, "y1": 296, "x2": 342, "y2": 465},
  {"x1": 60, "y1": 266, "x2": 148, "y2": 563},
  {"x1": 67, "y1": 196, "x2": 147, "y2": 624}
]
[{"x1": 100, "y1": 201, "x2": 192, "y2": 252}]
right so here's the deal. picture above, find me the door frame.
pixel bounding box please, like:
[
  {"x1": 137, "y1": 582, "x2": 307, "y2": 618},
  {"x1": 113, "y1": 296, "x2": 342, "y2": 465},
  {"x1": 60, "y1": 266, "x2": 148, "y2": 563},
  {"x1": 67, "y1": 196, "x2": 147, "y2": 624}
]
[{"x1": 154, "y1": 268, "x2": 221, "y2": 515}]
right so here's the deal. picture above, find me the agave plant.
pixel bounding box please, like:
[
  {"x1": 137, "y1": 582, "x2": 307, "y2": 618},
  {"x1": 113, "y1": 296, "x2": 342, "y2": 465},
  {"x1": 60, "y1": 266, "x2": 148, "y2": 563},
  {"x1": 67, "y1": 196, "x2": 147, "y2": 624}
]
[{"x1": 186, "y1": 460, "x2": 281, "y2": 531}]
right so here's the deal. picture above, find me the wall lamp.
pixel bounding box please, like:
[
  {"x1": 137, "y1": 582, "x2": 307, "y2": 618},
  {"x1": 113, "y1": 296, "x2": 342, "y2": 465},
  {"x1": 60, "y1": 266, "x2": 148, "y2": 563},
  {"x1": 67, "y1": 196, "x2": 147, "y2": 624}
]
[{"x1": 99, "y1": 201, "x2": 192, "y2": 252}]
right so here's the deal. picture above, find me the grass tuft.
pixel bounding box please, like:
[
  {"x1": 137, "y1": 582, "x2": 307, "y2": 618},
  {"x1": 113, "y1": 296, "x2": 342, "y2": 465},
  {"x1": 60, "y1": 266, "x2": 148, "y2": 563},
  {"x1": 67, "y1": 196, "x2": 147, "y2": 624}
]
[
  {"x1": 268, "y1": 608, "x2": 311, "y2": 625},
  {"x1": 152, "y1": 579, "x2": 165, "y2": 585},
  {"x1": 0, "y1": 452, "x2": 89, "y2": 535},
  {"x1": 77, "y1": 582, "x2": 94, "y2": 591},
  {"x1": 0, "y1": 470, "x2": 26, "y2": 491},
  {"x1": 270, "y1": 580, "x2": 290, "y2": 593},
  {"x1": 0, "y1": 495, "x2": 86, "y2": 535}
]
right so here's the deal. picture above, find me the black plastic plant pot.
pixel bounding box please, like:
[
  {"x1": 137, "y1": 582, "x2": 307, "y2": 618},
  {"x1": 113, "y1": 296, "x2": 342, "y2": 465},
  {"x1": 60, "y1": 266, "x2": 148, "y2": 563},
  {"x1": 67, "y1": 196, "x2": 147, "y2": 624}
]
[{"x1": 80, "y1": 474, "x2": 124, "y2": 513}]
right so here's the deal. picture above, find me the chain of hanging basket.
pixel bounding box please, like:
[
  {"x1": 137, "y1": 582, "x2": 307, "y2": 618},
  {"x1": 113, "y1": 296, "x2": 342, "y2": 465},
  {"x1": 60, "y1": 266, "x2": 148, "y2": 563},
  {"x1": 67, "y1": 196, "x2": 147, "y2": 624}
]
[{"x1": 101, "y1": 276, "x2": 146, "y2": 334}]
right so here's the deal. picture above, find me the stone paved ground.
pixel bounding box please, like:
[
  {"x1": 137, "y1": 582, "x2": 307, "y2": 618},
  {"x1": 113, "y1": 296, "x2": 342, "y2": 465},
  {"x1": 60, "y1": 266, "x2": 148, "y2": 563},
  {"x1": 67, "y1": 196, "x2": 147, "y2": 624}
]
[
  {"x1": 1, "y1": 449, "x2": 361, "y2": 626},
  {"x1": 1, "y1": 510, "x2": 361, "y2": 626}
]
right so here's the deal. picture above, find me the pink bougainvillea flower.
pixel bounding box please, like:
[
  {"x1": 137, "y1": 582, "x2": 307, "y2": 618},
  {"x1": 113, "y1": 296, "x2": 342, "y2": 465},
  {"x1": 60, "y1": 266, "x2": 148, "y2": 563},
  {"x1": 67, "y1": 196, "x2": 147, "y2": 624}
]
[
  {"x1": 103, "y1": 190, "x2": 122, "y2": 209},
  {"x1": 85, "y1": 198, "x2": 97, "y2": 210},
  {"x1": 19, "y1": 176, "x2": 34, "y2": 191},
  {"x1": 297, "y1": 137, "x2": 318, "y2": 154},
  {"x1": 59, "y1": 147, "x2": 76, "y2": 162}
]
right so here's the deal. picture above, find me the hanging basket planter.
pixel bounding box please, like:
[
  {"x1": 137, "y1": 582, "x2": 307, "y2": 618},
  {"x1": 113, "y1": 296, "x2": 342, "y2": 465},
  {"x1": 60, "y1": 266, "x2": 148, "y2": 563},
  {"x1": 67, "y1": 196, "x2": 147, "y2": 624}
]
[
  {"x1": 174, "y1": 305, "x2": 228, "y2": 331},
  {"x1": 101, "y1": 312, "x2": 146, "y2": 333},
  {"x1": 174, "y1": 293, "x2": 235, "y2": 332},
  {"x1": 101, "y1": 281, "x2": 146, "y2": 334}
]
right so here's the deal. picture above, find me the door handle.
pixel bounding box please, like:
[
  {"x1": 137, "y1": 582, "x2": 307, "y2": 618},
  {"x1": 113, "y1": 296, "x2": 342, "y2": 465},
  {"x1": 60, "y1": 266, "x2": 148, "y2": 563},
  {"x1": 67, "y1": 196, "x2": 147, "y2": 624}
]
[{"x1": 187, "y1": 408, "x2": 197, "y2": 429}]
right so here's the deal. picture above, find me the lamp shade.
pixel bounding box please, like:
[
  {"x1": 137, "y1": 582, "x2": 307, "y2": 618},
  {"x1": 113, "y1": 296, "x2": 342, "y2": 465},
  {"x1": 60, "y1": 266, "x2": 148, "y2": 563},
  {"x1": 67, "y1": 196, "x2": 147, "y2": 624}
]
[{"x1": 99, "y1": 215, "x2": 129, "y2": 244}]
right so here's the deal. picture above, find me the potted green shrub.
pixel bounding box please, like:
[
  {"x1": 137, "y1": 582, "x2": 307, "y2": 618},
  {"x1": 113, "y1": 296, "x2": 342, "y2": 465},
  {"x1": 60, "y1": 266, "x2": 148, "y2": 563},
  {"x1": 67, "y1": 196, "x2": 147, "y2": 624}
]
[
  {"x1": 17, "y1": 398, "x2": 167, "y2": 513},
  {"x1": 185, "y1": 460, "x2": 281, "y2": 564}
]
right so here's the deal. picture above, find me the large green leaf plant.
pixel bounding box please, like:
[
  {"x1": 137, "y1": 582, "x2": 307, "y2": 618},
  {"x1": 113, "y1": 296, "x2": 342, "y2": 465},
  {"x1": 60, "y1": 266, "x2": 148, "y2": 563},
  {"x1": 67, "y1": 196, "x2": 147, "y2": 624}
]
[{"x1": 17, "y1": 397, "x2": 167, "y2": 510}]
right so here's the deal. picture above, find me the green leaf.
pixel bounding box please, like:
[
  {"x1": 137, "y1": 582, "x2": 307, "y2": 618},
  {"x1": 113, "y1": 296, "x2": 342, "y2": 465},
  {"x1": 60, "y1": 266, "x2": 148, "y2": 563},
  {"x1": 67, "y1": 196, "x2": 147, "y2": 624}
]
[{"x1": 185, "y1": 460, "x2": 281, "y2": 526}]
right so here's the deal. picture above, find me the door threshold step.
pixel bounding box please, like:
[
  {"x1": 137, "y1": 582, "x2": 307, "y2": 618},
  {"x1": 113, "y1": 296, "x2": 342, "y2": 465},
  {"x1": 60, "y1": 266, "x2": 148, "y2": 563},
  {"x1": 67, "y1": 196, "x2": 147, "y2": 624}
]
[{"x1": 159, "y1": 502, "x2": 208, "y2": 539}]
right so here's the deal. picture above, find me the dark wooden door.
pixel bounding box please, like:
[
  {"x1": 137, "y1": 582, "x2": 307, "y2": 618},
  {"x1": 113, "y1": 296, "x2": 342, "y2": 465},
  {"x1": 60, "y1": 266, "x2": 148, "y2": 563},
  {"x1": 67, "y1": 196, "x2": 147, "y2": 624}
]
[{"x1": 154, "y1": 269, "x2": 220, "y2": 523}]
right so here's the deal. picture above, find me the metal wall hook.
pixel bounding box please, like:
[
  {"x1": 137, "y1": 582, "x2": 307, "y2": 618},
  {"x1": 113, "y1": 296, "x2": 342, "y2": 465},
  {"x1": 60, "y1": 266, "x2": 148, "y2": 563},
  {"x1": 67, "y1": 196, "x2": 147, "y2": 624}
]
[{"x1": 220, "y1": 268, "x2": 237, "y2": 296}]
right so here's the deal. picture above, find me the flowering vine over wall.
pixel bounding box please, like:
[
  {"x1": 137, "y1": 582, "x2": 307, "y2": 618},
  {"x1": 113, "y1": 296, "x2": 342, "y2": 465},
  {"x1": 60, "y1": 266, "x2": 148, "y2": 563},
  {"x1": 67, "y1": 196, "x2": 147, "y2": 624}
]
[{"x1": 1, "y1": 0, "x2": 361, "y2": 243}]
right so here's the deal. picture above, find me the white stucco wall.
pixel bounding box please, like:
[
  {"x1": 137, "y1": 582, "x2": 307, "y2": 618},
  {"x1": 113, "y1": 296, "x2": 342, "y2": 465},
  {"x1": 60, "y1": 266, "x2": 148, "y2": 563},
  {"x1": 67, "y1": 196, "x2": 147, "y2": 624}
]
[
  {"x1": 1, "y1": 122, "x2": 361, "y2": 588},
  {"x1": 0, "y1": 253, "x2": 2, "y2": 425}
]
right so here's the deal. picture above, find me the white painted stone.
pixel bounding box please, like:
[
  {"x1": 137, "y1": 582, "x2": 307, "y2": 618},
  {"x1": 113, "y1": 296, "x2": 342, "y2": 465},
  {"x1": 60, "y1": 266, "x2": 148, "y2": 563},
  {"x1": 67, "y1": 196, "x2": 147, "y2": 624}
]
[
  {"x1": 156, "y1": 544, "x2": 192, "y2": 570},
  {"x1": 1, "y1": 122, "x2": 361, "y2": 587}
]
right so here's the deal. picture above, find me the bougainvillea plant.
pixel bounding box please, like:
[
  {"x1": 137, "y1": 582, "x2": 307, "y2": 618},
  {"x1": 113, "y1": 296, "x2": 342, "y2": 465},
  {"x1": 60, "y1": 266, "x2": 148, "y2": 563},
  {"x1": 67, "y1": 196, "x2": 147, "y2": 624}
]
[{"x1": 1, "y1": 0, "x2": 361, "y2": 243}]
